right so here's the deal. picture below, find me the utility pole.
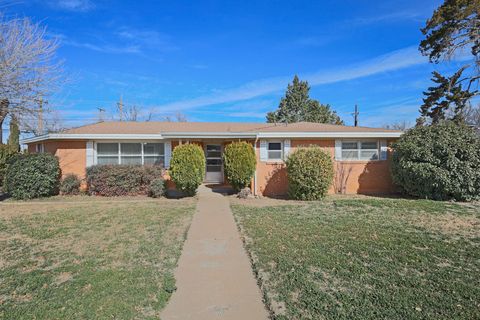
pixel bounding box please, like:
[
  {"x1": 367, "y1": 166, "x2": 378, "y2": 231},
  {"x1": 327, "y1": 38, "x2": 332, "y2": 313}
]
[
  {"x1": 352, "y1": 104, "x2": 359, "y2": 127},
  {"x1": 117, "y1": 95, "x2": 123, "y2": 121},
  {"x1": 38, "y1": 97, "x2": 45, "y2": 134}
]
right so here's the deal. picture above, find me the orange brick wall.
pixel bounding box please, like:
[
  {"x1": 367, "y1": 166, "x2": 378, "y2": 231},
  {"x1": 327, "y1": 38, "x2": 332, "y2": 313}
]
[
  {"x1": 255, "y1": 139, "x2": 396, "y2": 197},
  {"x1": 28, "y1": 141, "x2": 87, "y2": 179}
]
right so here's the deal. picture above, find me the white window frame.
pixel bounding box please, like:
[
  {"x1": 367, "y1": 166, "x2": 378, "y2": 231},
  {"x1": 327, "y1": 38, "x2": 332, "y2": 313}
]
[
  {"x1": 95, "y1": 142, "x2": 165, "y2": 166},
  {"x1": 267, "y1": 140, "x2": 284, "y2": 161},
  {"x1": 340, "y1": 140, "x2": 380, "y2": 161},
  {"x1": 36, "y1": 143, "x2": 44, "y2": 153}
]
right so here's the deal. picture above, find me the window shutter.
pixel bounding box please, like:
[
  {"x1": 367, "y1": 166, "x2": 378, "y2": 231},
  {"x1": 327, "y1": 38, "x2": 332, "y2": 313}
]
[
  {"x1": 380, "y1": 140, "x2": 388, "y2": 160},
  {"x1": 283, "y1": 139, "x2": 291, "y2": 159},
  {"x1": 164, "y1": 141, "x2": 172, "y2": 168},
  {"x1": 334, "y1": 140, "x2": 342, "y2": 160},
  {"x1": 86, "y1": 141, "x2": 94, "y2": 167},
  {"x1": 260, "y1": 140, "x2": 268, "y2": 162}
]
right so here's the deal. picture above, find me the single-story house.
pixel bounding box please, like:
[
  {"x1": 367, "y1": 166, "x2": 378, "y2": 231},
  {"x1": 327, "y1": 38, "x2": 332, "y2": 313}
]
[{"x1": 21, "y1": 121, "x2": 402, "y2": 196}]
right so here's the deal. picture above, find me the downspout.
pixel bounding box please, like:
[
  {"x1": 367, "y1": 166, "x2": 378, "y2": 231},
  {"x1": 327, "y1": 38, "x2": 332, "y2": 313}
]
[{"x1": 253, "y1": 135, "x2": 258, "y2": 197}]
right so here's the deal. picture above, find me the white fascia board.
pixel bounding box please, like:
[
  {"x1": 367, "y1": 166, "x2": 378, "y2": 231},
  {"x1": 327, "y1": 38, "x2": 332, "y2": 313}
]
[
  {"x1": 257, "y1": 131, "x2": 403, "y2": 138},
  {"x1": 21, "y1": 133, "x2": 164, "y2": 144},
  {"x1": 161, "y1": 132, "x2": 257, "y2": 139}
]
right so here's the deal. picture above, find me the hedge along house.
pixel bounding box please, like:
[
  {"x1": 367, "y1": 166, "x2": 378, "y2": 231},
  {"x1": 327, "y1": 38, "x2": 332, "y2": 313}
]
[{"x1": 21, "y1": 121, "x2": 402, "y2": 196}]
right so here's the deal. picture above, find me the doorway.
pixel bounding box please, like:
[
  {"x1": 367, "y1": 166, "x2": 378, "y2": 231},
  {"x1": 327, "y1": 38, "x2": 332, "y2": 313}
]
[{"x1": 204, "y1": 144, "x2": 223, "y2": 183}]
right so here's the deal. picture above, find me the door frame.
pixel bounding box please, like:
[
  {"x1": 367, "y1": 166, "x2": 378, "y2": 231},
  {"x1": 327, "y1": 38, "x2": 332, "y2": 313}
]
[{"x1": 204, "y1": 142, "x2": 224, "y2": 184}]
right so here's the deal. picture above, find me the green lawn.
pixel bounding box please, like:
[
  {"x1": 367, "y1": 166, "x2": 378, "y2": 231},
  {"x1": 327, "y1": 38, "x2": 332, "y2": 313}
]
[
  {"x1": 232, "y1": 197, "x2": 480, "y2": 320},
  {"x1": 0, "y1": 197, "x2": 196, "y2": 319}
]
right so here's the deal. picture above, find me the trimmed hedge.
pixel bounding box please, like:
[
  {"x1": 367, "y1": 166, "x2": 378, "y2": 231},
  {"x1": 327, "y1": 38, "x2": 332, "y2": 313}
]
[
  {"x1": 391, "y1": 121, "x2": 480, "y2": 201},
  {"x1": 169, "y1": 143, "x2": 205, "y2": 196},
  {"x1": 223, "y1": 141, "x2": 256, "y2": 191},
  {"x1": 86, "y1": 165, "x2": 164, "y2": 196},
  {"x1": 60, "y1": 174, "x2": 81, "y2": 195},
  {"x1": 4, "y1": 153, "x2": 61, "y2": 200},
  {"x1": 286, "y1": 146, "x2": 334, "y2": 200},
  {"x1": 148, "y1": 178, "x2": 165, "y2": 198},
  {"x1": 0, "y1": 144, "x2": 19, "y2": 186}
]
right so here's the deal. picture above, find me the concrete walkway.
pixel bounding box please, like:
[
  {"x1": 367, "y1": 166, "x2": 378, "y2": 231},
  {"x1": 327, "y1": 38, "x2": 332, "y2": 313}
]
[{"x1": 161, "y1": 185, "x2": 269, "y2": 320}]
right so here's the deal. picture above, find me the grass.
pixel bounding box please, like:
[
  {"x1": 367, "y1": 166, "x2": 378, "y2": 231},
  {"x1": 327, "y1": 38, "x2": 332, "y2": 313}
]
[
  {"x1": 232, "y1": 197, "x2": 480, "y2": 320},
  {"x1": 0, "y1": 196, "x2": 196, "y2": 319}
]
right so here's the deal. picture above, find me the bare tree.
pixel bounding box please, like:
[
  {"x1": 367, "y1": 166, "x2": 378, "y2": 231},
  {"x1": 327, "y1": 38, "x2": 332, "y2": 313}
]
[
  {"x1": 0, "y1": 15, "x2": 63, "y2": 141},
  {"x1": 382, "y1": 120, "x2": 411, "y2": 131},
  {"x1": 463, "y1": 103, "x2": 480, "y2": 128},
  {"x1": 163, "y1": 112, "x2": 187, "y2": 122}
]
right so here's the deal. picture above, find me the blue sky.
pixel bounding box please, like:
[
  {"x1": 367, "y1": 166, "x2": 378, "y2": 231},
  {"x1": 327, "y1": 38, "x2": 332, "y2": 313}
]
[{"x1": 2, "y1": 0, "x2": 468, "y2": 128}]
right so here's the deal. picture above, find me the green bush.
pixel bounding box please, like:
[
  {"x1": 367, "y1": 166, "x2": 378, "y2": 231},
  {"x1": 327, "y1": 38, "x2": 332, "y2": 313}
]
[
  {"x1": 60, "y1": 174, "x2": 81, "y2": 195},
  {"x1": 391, "y1": 121, "x2": 480, "y2": 201},
  {"x1": 148, "y1": 178, "x2": 165, "y2": 198},
  {"x1": 86, "y1": 165, "x2": 164, "y2": 196},
  {"x1": 4, "y1": 153, "x2": 60, "y2": 200},
  {"x1": 169, "y1": 143, "x2": 205, "y2": 196},
  {"x1": 223, "y1": 141, "x2": 256, "y2": 191},
  {"x1": 286, "y1": 146, "x2": 334, "y2": 200},
  {"x1": 0, "y1": 144, "x2": 19, "y2": 186}
]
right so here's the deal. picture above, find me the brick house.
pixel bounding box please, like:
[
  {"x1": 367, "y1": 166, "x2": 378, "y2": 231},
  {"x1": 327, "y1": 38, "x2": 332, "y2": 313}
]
[{"x1": 22, "y1": 121, "x2": 402, "y2": 196}]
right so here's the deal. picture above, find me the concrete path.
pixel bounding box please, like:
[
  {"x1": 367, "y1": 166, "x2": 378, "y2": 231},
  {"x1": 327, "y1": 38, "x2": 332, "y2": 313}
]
[{"x1": 161, "y1": 185, "x2": 269, "y2": 320}]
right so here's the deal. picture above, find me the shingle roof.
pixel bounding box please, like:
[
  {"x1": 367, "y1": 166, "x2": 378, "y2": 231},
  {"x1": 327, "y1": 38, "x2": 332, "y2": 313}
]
[{"x1": 64, "y1": 121, "x2": 401, "y2": 134}]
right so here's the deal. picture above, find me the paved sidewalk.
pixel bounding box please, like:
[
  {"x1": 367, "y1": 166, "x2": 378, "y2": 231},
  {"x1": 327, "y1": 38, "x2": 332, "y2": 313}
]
[{"x1": 161, "y1": 185, "x2": 269, "y2": 320}]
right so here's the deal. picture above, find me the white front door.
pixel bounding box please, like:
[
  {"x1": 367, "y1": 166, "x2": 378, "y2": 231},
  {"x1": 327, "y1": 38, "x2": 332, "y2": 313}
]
[{"x1": 204, "y1": 144, "x2": 223, "y2": 183}]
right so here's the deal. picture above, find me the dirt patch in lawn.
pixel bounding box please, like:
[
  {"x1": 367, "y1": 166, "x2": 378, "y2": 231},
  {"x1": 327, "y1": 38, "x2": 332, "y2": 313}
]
[{"x1": 408, "y1": 212, "x2": 480, "y2": 237}]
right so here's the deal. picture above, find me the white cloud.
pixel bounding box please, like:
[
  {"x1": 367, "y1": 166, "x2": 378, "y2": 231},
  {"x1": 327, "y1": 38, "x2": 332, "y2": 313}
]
[
  {"x1": 48, "y1": 0, "x2": 94, "y2": 11},
  {"x1": 153, "y1": 46, "x2": 427, "y2": 112},
  {"x1": 62, "y1": 39, "x2": 141, "y2": 54}
]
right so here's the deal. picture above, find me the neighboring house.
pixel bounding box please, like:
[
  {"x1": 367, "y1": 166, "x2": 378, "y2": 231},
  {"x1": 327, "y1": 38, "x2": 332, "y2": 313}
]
[{"x1": 21, "y1": 121, "x2": 402, "y2": 196}]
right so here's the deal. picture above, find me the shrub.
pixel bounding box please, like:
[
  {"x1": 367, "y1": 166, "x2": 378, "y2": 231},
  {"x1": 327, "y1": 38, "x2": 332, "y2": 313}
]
[
  {"x1": 149, "y1": 178, "x2": 165, "y2": 198},
  {"x1": 4, "y1": 153, "x2": 60, "y2": 200},
  {"x1": 60, "y1": 174, "x2": 81, "y2": 195},
  {"x1": 286, "y1": 146, "x2": 334, "y2": 200},
  {"x1": 86, "y1": 165, "x2": 164, "y2": 196},
  {"x1": 169, "y1": 143, "x2": 205, "y2": 196},
  {"x1": 391, "y1": 121, "x2": 480, "y2": 201},
  {"x1": 0, "y1": 144, "x2": 19, "y2": 186},
  {"x1": 223, "y1": 141, "x2": 256, "y2": 191}
]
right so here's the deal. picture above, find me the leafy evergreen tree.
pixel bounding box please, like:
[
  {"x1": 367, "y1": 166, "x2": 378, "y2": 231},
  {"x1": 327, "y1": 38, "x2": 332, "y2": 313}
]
[
  {"x1": 419, "y1": 67, "x2": 476, "y2": 125},
  {"x1": 418, "y1": 0, "x2": 479, "y2": 125},
  {"x1": 266, "y1": 75, "x2": 343, "y2": 125},
  {"x1": 7, "y1": 115, "x2": 20, "y2": 151}
]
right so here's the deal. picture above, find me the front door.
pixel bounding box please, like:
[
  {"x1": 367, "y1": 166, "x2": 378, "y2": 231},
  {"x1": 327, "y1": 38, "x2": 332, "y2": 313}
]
[{"x1": 205, "y1": 144, "x2": 223, "y2": 183}]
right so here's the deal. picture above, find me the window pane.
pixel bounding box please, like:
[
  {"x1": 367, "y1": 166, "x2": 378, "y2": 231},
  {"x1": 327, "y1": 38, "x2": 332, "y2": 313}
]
[
  {"x1": 207, "y1": 145, "x2": 221, "y2": 152},
  {"x1": 360, "y1": 150, "x2": 378, "y2": 160},
  {"x1": 342, "y1": 150, "x2": 358, "y2": 160},
  {"x1": 144, "y1": 156, "x2": 164, "y2": 166},
  {"x1": 206, "y1": 165, "x2": 222, "y2": 172},
  {"x1": 121, "y1": 143, "x2": 141, "y2": 155},
  {"x1": 361, "y1": 141, "x2": 377, "y2": 150},
  {"x1": 342, "y1": 142, "x2": 358, "y2": 150},
  {"x1": 97, "y1": 143, "x2": 118, "y2": 155},
  {"x1": 268, "y1": 142, "x2": 282, "y2": 151},
  {"x1": 268, "y1": 151, "x2": 282, "y2": 159},
  {"x1": 121, "y1": 156, "x2": 142, "y2": 165},
  {"x1": 207, "y1": 159, "x2": 222, "y2": 165},
  {"x1": 144, "y1": 143, "x2": 164, "y2": 155},
  {"x1": 97, "y1": 156, "x2": 119, "y2": 165}
]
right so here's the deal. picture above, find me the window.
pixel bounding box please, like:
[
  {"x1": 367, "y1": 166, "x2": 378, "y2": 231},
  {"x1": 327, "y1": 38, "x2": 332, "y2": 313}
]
[
  {"x1": 341, "y1": 141, "x2": 379, "y2": 161},
  {"x1": 96, "y1": 142, "x2": 165, "y2": 166},
  {"x1": 268, "y1": 142, "x2": 283, "y2": 160},
  {"x1": 35, "y1": 143, "x2": 44, "y2": 153}
]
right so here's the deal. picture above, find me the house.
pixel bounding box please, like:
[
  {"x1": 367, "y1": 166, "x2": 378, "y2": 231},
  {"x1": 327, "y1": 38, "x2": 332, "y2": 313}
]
[{"x1": 21, "y1": 121, "x2": 402, "y2": 196}]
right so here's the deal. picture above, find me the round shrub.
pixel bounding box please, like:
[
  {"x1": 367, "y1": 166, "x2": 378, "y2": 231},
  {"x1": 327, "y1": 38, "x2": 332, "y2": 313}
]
[
  {"x1": 391, "y1": 121, "x2": 480, "y2": 201},
  {"x1": 149, "y1": 178, "x2": 165, "y2": 198},
  {"x1": 169, "y1": 143, "x2": 205, "y2": 196},
  {"x1": 60, "y1": 174, "x2": 81, "y2": 195},
  {"x1": 223, "y1": 141, "x2": 256, "y2": 191},
  {"x1": 86, "y1": 165, "x2": 163, "y2": 196},
  {"x1": 4, "y1": 153, "x2": 60, "y2": 200},
  {"x1": 286, "y1": 146, "x2": 334, "y2": 200},
  {"x1": 0, "y1": 144, "x2": 19, "y2": 186}
]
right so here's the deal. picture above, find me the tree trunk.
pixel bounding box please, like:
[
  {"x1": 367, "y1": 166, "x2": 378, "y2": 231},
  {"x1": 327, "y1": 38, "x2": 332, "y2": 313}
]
[{"x1": 0, "y1": 99, "x2": 10, "y2": 144}]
